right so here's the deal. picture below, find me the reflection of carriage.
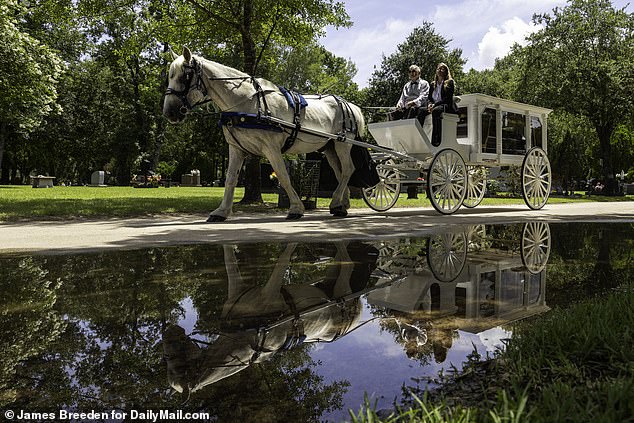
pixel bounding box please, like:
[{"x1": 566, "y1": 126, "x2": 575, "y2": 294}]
[
  {"x1": 368, "y1": 222, "x2": 552, "y2": 333},
  {"x1": 362, "y1": 94, "x2": 553, "y2": 214}
]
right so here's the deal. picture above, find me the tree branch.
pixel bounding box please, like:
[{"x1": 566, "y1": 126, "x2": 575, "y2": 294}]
[{"x1": 183, "y1": 0, "x2": 239, "y2": 29}]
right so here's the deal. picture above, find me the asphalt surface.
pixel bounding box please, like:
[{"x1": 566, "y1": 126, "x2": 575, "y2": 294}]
[{"x1": 1, "y1": 202, "x2": 633, "y2": 255}]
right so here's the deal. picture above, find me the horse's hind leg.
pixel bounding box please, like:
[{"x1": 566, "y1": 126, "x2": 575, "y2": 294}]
[
  {"x1": 264, "y1": 148, "x2": 305, "y2": 219},
  {"x1": 324, "y1": 145, "x2": 353, "y2": 216},
  {"x1": 207, "y1": 144, "x2": 245, "y2": 222}
]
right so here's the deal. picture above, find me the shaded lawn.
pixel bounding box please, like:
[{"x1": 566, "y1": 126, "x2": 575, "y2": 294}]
[{"x1": 0, "y1": 185, "x2": 632, "y2": 221}]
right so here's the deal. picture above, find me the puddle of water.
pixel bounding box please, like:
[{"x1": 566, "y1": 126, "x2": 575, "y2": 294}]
[{"x1": 1, "y1": 222, "x2": 632, "y2": 422}]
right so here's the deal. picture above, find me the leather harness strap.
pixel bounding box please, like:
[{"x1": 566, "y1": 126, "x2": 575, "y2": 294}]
[{"x1": 281, "y1": 90, "x2": 303, "y2": 153}]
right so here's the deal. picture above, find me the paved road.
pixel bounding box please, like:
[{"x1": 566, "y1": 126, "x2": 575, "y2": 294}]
[{"x1": 1, "y1": 202, "x2": 633, "y2": 255}]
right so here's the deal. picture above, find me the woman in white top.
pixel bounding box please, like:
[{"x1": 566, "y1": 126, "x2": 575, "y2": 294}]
[{"x1": 426, "y1": 63, "x2": 458, "y2": 146}]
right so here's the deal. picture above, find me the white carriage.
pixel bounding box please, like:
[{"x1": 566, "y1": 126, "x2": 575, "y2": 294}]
[{"x1": 363, "y1": 94, "x2": 553, "y2": 214}]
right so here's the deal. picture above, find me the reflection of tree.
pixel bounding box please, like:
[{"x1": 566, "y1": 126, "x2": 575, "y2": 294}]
[
  {"x1": 375, "y1": 311, "x2": 458, "y2": 365},
  {"x1": 180, "y1": 345, "x2": 349, "y2": 422},
  {"x1": 2, "y1": 246, "x2": 217, "y2": 411},
  {"x1": 547, "y1": 224, "x2": 633, "y2": 306},
  {"x1": 0, "y1": 256, "x2": 65, "y2": 407}
]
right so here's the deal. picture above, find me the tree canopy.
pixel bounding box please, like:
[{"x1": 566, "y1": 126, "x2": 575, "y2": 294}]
[
  {"x1": 0, "y1": 0, "x2": 63, "y2": 176},
  {"x1": 514, "y1": 0, "x2": 634, "y2": 192}
]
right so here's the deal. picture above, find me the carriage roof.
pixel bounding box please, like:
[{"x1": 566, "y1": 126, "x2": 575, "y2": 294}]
[{"x1": 458, "y1": 93, "x2": 553, "y2": 116}]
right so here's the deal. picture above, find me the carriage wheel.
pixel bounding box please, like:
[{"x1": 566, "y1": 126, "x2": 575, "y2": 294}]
[
  {"x1": 463, "y1": 166, "x2": 487, "y2": 208},
  {"x1": 427, "y1": 149, "x2": 467, "y2": 215},
  {"x1": 427, "y1": 231, "x2": 467, "y2": 282},
  {"x1": 363, "y1": 159, "x2": 401, "y2": 212},
  {"x1": 521, "y1": 147, "x2": 551, "y2": 210},
  {"x1": 521, "y1": 222, "x2": 551, "y2": 274}
]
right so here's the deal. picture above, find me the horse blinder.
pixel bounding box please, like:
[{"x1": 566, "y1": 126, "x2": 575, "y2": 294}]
[{"x1": 165, "y1": 61, "x2": 206, "y2": 116}]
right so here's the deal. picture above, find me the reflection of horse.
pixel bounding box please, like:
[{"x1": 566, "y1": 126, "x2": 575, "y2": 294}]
[
  {"x1": 163, "y1": 241, "x2": 378, "y2": 396},
  {"x1": 163, "y1": 47, "x2": 369, "y2": 221}
]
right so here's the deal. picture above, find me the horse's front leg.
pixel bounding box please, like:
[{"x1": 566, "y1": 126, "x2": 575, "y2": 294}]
[
  {"x1": 265, "y1": 149, "x2": 305, "y2": 220},
  {"x1": 207, "y1": 144, "x2": 245, "y2": 222}
]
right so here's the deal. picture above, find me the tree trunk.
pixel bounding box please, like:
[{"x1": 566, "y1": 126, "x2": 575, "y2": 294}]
[
  {"x1": 0, "y1": 122, "x2": 5, "y2": 183},
  {"x1": 238, "y1": 0, "x2": 263, "y2": 204},
  {"x1": 596, "y1": 124, "x2": 617, "y2": 195},
  {"x1": 152, "y1": 43, "x2": 170, "y2": 170}
]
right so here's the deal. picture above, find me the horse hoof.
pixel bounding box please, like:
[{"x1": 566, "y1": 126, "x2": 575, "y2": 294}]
[
  {"x1": 330, "y1": 206, "x2": 348, "y2": 217},
  {"x1": 286, "y1": 213, "x2": 303, "y2": 220},
  {"x1": 206, "y1": 215, "x2": 226, "y2": 223}
]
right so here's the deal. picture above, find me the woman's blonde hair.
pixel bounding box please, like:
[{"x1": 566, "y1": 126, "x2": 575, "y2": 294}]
[{"x1": 436, "y1": 63, "x2": 453, "y2": 85}]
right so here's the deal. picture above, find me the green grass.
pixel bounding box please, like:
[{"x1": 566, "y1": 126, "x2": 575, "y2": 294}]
[
  {"x1": 351, "y1": 286, "x2": 634, "y2": 422},
  {"x1": 0, "y1": 185, "x2": 631, "y2": 221}
]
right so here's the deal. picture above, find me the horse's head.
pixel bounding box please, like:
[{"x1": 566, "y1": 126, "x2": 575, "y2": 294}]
[{"x1": 163, "y1": 46, "x2": 207, "y2": 123}]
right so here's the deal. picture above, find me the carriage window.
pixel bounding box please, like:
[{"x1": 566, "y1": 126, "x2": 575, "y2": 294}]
[
  {"x1": 457, "y1": 107, "x2": 468, "y2": 138},
  {"x1": 501, "y1": 111, "x2": 526, "y2": 155},
  {"x1": 481, "y1": 108, "x2": 497, "y2": 153},
  {"x1": 479, "y1": 272, "x2": 496, "y2": 317},
  {"x1": 531, "y1": 116, "x2": 543, "y2": 149},
  {"x1": 527, "y1": 273, "x2": 542, "y2": 305},
  {"x1": 498, "y1": 270, "x2": 525, "y2": 314}
]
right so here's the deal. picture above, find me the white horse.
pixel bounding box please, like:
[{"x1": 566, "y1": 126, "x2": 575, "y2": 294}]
[{"x1": 163, "y1": 47, "x2": 366, "y2": 222}]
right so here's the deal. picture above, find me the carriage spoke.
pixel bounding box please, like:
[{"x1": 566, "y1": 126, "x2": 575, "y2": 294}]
[
  {"x1": 463, "y1": 166, "x2": 486, "y2": 209},
  {"x1": 427, "y1": 232, "x2": 467, "y2": 282},
  {"x1": 363, "y1": 159, "x2": 401, "y2": 212},
  {"x1": 521, "y1": 222, "x2": 551, "y2": 273},
  {"x1": 427, "y1": 149, "x2": 466, "y2": 215},
  {"x1": 521, "y1": 147, "x2": 551, "y2": 210}
]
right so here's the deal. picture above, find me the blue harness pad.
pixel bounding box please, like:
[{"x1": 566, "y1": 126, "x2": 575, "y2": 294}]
[
  {"x1": 218, "y1": 112, "x2": 284, "y2": 132},
  {"x1": 278, "y1": 86, "x2": 308, "y2": 110}
]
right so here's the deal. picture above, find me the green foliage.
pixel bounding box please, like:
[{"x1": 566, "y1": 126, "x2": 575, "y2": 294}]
[
  {"x1": 0, "y1": 0, "x2": 63, "y2": 133},
  {"x1": 268, "y1": 42, "x2": 361, "y2": 101},
  {"x1": 462, "y1": 0, "x2": 634, "y2": 190},
  {"x1": 182, "y1": 0, "x2": 351, "y2": 71},
  {"x1": 516, "y1": 0, "x2": 634, "y2": 190},
  {"x1": 503, "y1": 288, "x2": 634, "y2": 422},
  {"x1": 460, "y1": 51, "x2": 522, "y2": 99},
  {"x1": 519, "y1": 0, "x2": 634, "y2": 120}
]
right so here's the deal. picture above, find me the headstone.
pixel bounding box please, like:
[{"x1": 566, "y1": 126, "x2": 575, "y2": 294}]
[
  {"x1": 90, "y1": 171, "x2": 107, "y2": 187},
  {"x1": 31, "y1": 175, "x2": 55, "y2": 188},
  {"x1": 181, "y1": 170, "x2": 201, "y2": 186}
]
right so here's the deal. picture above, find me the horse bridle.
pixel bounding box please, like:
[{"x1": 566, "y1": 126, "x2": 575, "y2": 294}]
[{"x1": 164, "y1": 58, "x2": 210, "y2": 115}]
